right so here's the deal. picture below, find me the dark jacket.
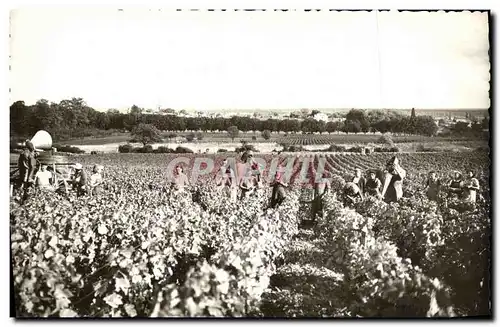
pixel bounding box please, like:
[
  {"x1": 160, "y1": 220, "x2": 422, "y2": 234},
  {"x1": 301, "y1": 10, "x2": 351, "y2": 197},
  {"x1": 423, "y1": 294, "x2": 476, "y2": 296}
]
[{"x1": 18, "y1": 149, "x2": 36, "y2": 183}]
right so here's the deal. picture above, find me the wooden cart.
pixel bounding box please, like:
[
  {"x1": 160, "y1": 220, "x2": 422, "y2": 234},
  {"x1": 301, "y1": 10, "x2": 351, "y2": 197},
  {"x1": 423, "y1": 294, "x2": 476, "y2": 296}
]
[{"x1": 10, "y1": 152, "x2": 76, "y2": 196}]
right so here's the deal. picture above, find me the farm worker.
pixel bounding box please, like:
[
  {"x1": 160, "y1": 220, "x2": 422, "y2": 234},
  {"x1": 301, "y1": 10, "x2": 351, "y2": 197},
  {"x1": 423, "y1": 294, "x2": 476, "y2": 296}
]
[
  {"x1": 424, "y1": 171, "x2": 441, "y2": 202},
  {"x1": 17, "y1": 140, "x2": 37, "y2": 191},
  {"x1": 35, "y1": 164, "x2": 53, "y2": 190},
  {"x1": 239, "y1": 169, "x2": 256, "y2": 199},
  {"x1": 250, "y1": 158, "x2": 263, "y2": 186},
  {"x1": 463, "y1": 170, "x2": 480, "y2": 203},
  {"x1": 89, "y1": 164, "x2": 104, "y2": 196},
  {"x1": 243, "y1": 151, "x2": 263, "y2": 184},
  {"x1": 236, "y1": 150, "x2": 253, "y2": 187},
  {"x1": 381, "y1": 156, "x2": 406, "y2": 204},
  {"x1": 241, "y1": 150, "x2": 253, "y2": 164},
  {"x1": 71, "y1": 163, "x2": 89, "y2": 196},
  {"x1": 343, "y1": 182, "x2": 362, "y2": 208},
  {"x1": 365, "y1": 170, "x2": 383, "y2": 198},
  {"x1": 351, "y1": 168, "x2": 366, "y2": 195},
  {"x1": 215, "y1": 159, "x2": 228, "y2": 188},
  {"x1": 171, "y1": 165, "x2": 189, "y2": 193},
  {"x1": 447, "y1": 171, "x2": 464, "y2": 199},
  {"x1": 270, "y1": 164, "x2": 288, "y2": 208},
  {"x1": 312, "y1": 171, "x2": 331, "y2": 220},
  {"x1": 222, "y1": 165, "x2": 238, "y2": 203}
]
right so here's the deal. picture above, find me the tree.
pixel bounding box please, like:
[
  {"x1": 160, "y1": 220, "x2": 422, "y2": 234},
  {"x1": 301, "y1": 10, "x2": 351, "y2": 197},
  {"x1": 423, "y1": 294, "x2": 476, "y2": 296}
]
[
  {"x1": 411, "y1": 108, "x2": 416, "y2": 119},
  {"x1": 10, "y1": 100, "x2": 31, "y2": 136},
  {"x1": 300, "y1": 118, "x2": 317, "y2": 133},
  {"x1": 345, "y1": 109, "x2": 369, "y2": 133},
  {"x1": 451, "y1": 121, "x2": 470, "y2": 135},
  {"x1": 130, "y1": 104, "x2": 142, "y2": 116},
  {"x1": 261, "y1": 129, "x2": 271, "y2": 140},
  {"x1": 317, "y1": 121, "x2": 326, "y2": 134},
  {"x1": 343, "y1": 120, "x2": 361, "y2": 134},
  {"x1": 373, "y1": 119, "x2": 391, "y2": 134},
  {"x1": 414, "y1": 116, "x2": 438, "y2": 136},
  {"x1": 130, "y1": 123, "x2": 163, "y2": 146},
  {"x1": 345, "y1": 109, "x2": 367, "y2": 124},
  {"x1": 326, "y1": 121, "x2": 338, "y2": 134},
  {"x1": 311, "y1": 109, "x2": 321, "y2": 117},
  {"x1": 185, "y1": 132, "x2": 196, "y2": 142},
  {"x1": 227, "y1": 125, "x2": 239, "y2": 141},
  {"x1": 481, "y1": 117, "x2": 490, "y2": 130}
]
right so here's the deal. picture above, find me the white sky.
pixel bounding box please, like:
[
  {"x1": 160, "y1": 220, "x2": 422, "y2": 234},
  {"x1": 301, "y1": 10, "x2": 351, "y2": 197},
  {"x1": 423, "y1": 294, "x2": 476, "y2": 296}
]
[{"x1": 9, "y1": 9, "x2": 490, "y2": 110}]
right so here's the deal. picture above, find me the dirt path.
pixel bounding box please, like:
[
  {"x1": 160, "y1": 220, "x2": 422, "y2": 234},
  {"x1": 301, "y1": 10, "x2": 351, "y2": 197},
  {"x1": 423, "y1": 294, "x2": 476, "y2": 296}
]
[{"x1": 259, "y1": 229, "x2": 352, "y2": 317}]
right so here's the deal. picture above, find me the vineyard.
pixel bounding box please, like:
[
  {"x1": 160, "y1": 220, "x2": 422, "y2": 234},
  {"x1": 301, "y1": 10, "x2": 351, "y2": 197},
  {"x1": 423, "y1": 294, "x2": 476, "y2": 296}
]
[
  {"x1": 275, "y1": 134, "x2": 475, "y2": 146},
  {"x1": 10, "y1": 151, "x2": 491, "y2": 318}
]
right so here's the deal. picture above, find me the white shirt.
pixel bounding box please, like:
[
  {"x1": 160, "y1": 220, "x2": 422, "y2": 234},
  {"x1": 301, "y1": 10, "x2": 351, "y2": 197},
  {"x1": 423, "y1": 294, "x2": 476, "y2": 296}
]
[
  {"x1": 90, "y1": 173, "x2": 103, "y2": 187},
  {"x1": 35, "y1": 170, "x2": 52, "y2": 187}
]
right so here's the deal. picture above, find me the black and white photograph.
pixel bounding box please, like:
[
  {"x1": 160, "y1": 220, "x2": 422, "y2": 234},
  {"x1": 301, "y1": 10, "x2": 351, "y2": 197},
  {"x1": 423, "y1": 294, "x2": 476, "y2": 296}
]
[{"x1": 8, "y1": 6, "x2": 492, "y2": 319}]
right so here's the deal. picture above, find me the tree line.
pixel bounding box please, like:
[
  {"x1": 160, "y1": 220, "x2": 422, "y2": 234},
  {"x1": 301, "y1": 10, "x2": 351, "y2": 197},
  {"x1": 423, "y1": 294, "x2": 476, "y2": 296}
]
[{"x1": 10, "y1": 98, "x2": 486, "y2": 141}]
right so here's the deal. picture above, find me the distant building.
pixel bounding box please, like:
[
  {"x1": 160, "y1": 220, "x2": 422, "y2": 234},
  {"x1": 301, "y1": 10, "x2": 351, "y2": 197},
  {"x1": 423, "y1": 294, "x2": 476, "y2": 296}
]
[{"x1": 312, "y1": 113, "x2": 329, "y2": 122}]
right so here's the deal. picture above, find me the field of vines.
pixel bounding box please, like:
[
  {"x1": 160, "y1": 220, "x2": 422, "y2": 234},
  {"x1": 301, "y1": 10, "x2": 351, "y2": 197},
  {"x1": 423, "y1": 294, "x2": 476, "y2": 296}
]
[
  {"x1": 10, "y1": 151, "x2": 491, "y2": 318},
  {"x1": 276, "y1": 134, "x2": 474, "y2": 146}
]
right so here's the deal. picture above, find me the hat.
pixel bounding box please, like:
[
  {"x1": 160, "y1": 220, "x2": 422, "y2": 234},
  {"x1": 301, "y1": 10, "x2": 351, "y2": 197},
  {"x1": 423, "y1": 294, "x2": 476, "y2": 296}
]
[
  {"x1": 25, "y1": 140, "x2": 35, "y2": 151},
  {"x1": 74, "y1": 163, "x2": 83, "y2": 170}
]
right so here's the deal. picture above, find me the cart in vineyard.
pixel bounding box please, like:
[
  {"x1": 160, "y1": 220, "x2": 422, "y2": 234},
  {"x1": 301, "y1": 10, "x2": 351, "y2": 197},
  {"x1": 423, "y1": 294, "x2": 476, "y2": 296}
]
[{"x1": 10, "y1": 131, "x2": 76, "y2": 196}]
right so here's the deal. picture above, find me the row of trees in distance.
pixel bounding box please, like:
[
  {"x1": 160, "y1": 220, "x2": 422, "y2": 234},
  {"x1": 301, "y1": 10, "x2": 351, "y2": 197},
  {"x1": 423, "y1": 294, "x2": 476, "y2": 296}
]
[{"x1": 10, "y1": 98, "x2": 488, "y2": 141}]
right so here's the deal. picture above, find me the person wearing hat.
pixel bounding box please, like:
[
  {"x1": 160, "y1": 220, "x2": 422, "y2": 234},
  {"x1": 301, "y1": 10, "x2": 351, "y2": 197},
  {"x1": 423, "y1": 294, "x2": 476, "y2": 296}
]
[
  {"x1": 312, "y1": 170, "x2": 331, "y2": 220},
  {"x1": 365, "y1": 169, "x2": 383, "y2": 198},
  {"x1": 17, "y1": 141, "x2": 36, "y2": 188},
  {"x1": 238, "y1": 150, "x2": 261, "y2": 190},
  {"x1": 16, "y1": 140, "x2": 37, "y2": 194},
  {"x1": 71, "y1": 163, "x2": 89, "y2": 196},
  {"x1": 381, "y1": 156, "x2": 406, "y2": 204},
  {"x1": 423, "y1": 171, "x2": 441, "y2": 202},
  {"x1": 269, "y1": 164, "x2": 288, "y2": 208},
  {"x1": 447, "y1": 171, "x2": 464, "y2": 199},
  {"x1": 463, "y1": 170, "x2": 480, "y2": 203}
]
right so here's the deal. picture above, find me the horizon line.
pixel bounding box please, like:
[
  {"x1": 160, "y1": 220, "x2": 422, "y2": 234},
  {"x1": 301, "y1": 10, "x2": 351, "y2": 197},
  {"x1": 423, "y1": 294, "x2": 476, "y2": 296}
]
[{"x1": 10, "y1": 99, "x2": 489, "y2": 113}]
